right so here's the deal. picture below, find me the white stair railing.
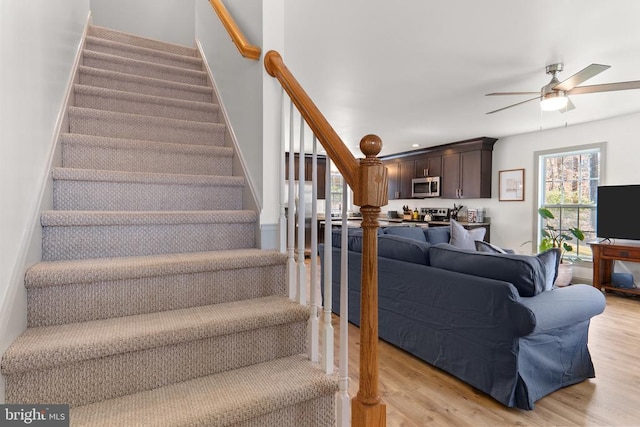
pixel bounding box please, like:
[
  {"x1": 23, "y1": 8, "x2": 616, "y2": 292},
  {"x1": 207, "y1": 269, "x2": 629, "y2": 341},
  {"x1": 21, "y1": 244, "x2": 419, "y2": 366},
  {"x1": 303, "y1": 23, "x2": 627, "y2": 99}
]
[
  {"x1": 286, "y1": 102, "x2": 296, "y2": 300},
  {"x1": 322, "y1": 156, "x2": 334, "y2": 375},
  {"x1": 280, "y1": 96, "x2": 350, "y2": 425},
  {"x1": 337, "y1": 179, "x2": 350, "y2": 427},
  {"x1": 309, "y1": 135, "x2": 320, "y2": 363},
  {"x1": 296, "y1": 114, "x2": 307, "y2": 305}
]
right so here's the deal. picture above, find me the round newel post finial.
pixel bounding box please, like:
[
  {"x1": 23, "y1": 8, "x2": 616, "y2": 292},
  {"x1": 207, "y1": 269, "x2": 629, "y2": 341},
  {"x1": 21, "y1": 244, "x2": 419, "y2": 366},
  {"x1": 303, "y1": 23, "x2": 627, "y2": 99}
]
[{"x1": 360, "y1": 134, "x2": 382, "y2": 159}]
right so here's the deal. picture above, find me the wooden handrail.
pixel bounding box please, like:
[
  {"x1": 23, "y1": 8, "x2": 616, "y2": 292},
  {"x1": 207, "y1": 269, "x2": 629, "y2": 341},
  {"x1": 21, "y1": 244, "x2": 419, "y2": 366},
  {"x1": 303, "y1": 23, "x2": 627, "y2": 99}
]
[
  {"x1": 264, "y1": 50, "x2": 388, "y2": 427},
  {"x1": 264, "y1": 51, "x2": 360, "y2": 189},
  {"x1": 209, "y1": 0, "x2": 261, "y2": 60}
]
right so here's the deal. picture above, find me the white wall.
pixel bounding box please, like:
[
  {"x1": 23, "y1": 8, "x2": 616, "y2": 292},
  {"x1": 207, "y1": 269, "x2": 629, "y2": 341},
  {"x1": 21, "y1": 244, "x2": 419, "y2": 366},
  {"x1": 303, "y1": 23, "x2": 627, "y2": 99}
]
[
  {"x1": 195, "y1": 1, "x2": 264, "y2": 212},
  {"x1": 260, "y1": 0, "x2": 285, "y2": 248},
  {"x1": 90, "y1": 0, "x2": 195, "y2": 46},
  {"x1": 0, "y1": 0, "x2": 90, "y2": 402},
  {"x1": 384, "y1": 112, "x2": 640, "y2": 282}
]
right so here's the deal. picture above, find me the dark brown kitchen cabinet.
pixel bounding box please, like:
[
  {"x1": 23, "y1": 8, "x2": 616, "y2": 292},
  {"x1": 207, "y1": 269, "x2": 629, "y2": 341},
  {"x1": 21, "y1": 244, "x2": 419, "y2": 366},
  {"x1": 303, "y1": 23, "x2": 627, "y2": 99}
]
[
  {"x1": 285, "y1": 152, "x2": 327, "y2": 200},
  {"x1": 381, "y1": 137, "x2": 496, "y2": 200},
  {"x1": 415, "y1": 155, "x2": 441, "y2": 178},
  {"x1": 441, "y1": 149, "x2": 492, "y2": 199},
  {"x1": 385, "y1": 159, "x2": 414, "y2": 199}
]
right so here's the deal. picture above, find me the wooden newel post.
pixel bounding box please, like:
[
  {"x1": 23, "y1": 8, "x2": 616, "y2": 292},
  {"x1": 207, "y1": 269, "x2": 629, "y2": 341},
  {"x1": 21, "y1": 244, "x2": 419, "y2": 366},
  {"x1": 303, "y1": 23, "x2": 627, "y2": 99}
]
[{"x1": 352, "y1": 134, "x2": 388, "y2": 427}]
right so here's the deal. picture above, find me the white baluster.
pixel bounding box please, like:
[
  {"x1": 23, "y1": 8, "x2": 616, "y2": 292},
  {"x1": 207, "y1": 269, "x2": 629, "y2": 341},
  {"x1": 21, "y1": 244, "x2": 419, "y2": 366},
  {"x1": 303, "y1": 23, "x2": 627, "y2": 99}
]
[
  {"x1": 336, "y1": 179, "x2": 350, "y2": 426},
  {"x1": 287, "y1": 102, "x2": 296, "y2": 300},
  {"x1": 309, "y1": 135, "x2": 319, "y2": 363},
  {"x1": 297, "y1": 116, "x2": 307, "y2": 305},
  {"x1": 322, "y1": 157, "x2": 334, "y2": 374},
  {"x1": 279, "y1": 91, "x2": 286, "y2": 253}
]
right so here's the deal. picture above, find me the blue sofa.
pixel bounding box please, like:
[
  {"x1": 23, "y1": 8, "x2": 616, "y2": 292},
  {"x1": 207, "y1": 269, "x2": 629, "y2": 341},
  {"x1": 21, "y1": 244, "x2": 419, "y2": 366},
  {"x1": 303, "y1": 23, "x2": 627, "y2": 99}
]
[{"x1": 319, "y1": 226, "x2": 606, "y2": 409}]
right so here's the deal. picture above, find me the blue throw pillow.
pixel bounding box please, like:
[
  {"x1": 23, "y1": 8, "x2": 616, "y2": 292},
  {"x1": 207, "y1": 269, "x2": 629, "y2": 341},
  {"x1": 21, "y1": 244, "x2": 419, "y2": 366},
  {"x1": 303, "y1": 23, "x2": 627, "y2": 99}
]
[
  {"x1": 383, "y1": 226, "x2": 427, "y2": 242},
  {"x1": 423, "y1": 227, "x2": 450, "y2": 244},
  {"x1": 539, "y1": 248, "x2": 561, "y2": 291},
  {"x1": 378, "y1": 235, "x2": 431, "y2": 265},
  {"x1": 429, "y1": 243, "x2": 558, "y2": 297}
]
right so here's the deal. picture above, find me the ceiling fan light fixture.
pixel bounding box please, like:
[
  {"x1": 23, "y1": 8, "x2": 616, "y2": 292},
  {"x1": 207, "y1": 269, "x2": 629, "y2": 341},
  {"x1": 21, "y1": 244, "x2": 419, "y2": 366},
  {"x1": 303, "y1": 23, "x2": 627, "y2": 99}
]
[{"x1": 540, "y1": 91, "x2": 568, "y2": 111}]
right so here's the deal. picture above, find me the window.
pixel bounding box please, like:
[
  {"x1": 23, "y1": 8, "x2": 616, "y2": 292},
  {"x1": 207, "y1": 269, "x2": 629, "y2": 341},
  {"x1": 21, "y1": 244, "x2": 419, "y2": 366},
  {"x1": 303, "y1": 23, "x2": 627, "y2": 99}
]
[{"x1": 536, "y1": 143, "x2": 605, "y2": 261}]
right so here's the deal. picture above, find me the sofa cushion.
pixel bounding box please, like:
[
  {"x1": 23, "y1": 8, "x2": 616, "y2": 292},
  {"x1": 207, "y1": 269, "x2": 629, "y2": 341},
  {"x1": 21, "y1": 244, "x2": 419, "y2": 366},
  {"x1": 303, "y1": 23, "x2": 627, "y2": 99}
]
[
  {"x1": 429, "y1": 243, "x2": 559, "y2": 297},
  {"x1": 423, "y1": 227, "x2": 450, "y2": 244},
  {"x1": 449, "y1": 219, "x2": 486, "y2": 250},
  {"x1": 475, "y1": 240, "x2": 507, "y2": 254},
  {"x1": 383, "y1": 226, "x2": 427, "y2": 242},
  {"x1": 331, "y1": 228, "x2": 363, "y2": 248},
  {"x1": 378, "y1": 234, "x2": 431, "y2": 265}
]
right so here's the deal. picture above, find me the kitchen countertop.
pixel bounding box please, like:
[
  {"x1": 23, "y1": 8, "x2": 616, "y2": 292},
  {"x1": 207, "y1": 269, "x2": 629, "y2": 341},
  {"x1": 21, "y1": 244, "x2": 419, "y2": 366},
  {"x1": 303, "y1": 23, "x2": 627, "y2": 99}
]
[{"x1": 321, "y1": 218, "x2": 490, "y2": 227}]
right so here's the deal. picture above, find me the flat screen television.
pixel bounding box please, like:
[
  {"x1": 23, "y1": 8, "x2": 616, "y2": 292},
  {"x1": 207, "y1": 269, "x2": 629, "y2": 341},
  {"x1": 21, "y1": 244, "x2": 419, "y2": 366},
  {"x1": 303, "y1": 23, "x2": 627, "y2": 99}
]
[{"x1": 597, "y1": 185, "x2": 640, "y2": 241}]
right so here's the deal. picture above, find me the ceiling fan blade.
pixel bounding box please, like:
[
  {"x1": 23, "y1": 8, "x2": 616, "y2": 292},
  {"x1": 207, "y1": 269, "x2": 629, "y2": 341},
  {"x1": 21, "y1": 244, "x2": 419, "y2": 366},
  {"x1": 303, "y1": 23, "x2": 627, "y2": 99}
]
[
  {"x1": 486, "y1": 96, "x2": 540, "y2": 115},
  {"x1": 559, "y1": 98, "x2": 576, "y2": 114},
  {"x1": 485, "y1": 91, "x2": 540, "y2": 96},
  {"x1": 568, "y1": 80, "x2": 640, "y2": 95},
  {"x1": 553, "y1": 64, "x2": 611, "y2": 91}
]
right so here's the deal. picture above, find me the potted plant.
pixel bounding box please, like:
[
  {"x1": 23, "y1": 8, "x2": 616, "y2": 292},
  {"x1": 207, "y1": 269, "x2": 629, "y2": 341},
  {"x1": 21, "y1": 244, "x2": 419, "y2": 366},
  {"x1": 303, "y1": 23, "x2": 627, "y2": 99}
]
[{"x1": 537, "y1": 207, "x2": 585, "y2": 286}]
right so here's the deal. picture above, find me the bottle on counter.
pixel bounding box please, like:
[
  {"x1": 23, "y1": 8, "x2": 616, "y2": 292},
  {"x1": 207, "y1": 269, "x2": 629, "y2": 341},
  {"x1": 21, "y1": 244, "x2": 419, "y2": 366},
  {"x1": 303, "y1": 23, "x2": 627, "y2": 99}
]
[{"x1": 413, "y1": 208, "x2": 419, "y2": 220}]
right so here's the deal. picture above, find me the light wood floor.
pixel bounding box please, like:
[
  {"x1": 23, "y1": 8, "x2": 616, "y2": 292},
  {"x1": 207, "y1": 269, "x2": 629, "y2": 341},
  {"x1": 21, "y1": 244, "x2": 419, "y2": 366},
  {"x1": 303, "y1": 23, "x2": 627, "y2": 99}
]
[{"x1": 307, "y1": 259, "x2": 640, "y2": 426}]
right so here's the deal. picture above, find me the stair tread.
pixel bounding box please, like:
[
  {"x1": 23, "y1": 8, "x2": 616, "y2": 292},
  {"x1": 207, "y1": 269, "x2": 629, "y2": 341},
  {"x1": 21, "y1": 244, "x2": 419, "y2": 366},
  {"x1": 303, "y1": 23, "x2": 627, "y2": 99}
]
[
  {"x1": 41, "y1": 210, "x2": 257, "y2": 226},
  {"x1": 52, "y1": 167, "x2": 242, "y2": 186},
  {"x1": 70, "y1": 354, "x2": 338, "y2": 427},
  {"x1": 82, "y1": 50, "x2": 208, "y2": 82},
  {"x1": 26, "y1": 249, "x2": 286, "y2": 288},
  {"x1": 88, "y1": 25, "x2": 197, "y2": 57},
  {"x1": 60, "y1": 133, "x2": 233, "y2": 157},
  {"x1": 74, "y1": 84, "x2": 218, "y2": 113},
  {"x1": 68, "y1": 106, "x2": 224, "y2": 132},
  {"x1": 85, "y1": 36, "x2": 203, "y2": 68},
  {"x1": 1, "y1": 296, "x2": 307, "y2": 374},
  {"x1": 78, "y1": 66, "x2": 213, "y2": 96}
]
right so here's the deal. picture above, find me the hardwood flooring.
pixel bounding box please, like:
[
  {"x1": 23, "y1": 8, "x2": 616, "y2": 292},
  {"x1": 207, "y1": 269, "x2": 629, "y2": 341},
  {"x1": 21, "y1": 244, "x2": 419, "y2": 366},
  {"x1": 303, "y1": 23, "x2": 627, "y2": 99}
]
[
  {"x1": 306, "y1": 258, "x2": 640, "y2": 426},
  {"x1": 339, "y1": 294, "x2": 640, "y2": 426}
]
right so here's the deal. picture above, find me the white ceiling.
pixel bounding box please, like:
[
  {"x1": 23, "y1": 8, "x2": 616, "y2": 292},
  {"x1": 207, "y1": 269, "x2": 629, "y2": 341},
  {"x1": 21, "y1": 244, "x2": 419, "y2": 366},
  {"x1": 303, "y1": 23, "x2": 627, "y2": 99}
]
[{"x1": 283, "y1": 0, "x2": 640, "y2": 157}]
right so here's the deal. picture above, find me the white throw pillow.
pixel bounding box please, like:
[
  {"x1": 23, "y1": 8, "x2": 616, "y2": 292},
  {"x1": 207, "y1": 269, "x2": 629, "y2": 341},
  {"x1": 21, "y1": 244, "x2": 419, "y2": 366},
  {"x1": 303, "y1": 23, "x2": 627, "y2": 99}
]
[{"x1": 449, "y1": 219, "x2": 486, "y2": 250}]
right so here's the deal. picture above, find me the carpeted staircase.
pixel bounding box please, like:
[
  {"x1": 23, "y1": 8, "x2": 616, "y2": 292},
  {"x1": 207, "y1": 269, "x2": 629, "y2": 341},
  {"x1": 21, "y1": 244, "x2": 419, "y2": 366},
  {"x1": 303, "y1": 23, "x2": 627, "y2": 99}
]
[{"x1": 1, "y1": 25, "x2": 338, "y2": 426}]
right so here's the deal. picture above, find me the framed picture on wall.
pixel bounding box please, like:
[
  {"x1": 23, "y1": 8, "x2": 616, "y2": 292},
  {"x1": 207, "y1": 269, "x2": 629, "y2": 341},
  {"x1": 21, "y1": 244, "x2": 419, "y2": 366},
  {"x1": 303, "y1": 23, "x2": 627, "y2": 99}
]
[{"x1": 499, "y1": 168, "x2": 524, "y2": 201}]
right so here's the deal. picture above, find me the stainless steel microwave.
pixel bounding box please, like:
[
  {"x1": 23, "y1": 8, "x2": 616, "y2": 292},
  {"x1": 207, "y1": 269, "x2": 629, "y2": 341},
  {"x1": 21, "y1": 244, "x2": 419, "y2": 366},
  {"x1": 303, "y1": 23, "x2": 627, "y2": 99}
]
[{"x1": 412, "y1": 176, "x2": 440, "y2": 198}]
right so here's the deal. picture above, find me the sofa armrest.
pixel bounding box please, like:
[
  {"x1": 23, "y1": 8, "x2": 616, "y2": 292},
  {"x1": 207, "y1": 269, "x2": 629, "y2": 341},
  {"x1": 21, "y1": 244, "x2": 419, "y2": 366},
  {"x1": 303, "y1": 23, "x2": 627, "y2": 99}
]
[{"x1": 518, "y1": 284, "x2": 606, "y2": 333}]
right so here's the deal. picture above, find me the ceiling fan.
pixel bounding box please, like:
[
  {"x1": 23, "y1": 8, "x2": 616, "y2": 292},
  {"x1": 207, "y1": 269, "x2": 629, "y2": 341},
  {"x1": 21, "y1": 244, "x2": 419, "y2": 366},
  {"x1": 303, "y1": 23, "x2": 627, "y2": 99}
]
[{"x1": 486, "y1": 63, "x2": 640, "y2": 114}]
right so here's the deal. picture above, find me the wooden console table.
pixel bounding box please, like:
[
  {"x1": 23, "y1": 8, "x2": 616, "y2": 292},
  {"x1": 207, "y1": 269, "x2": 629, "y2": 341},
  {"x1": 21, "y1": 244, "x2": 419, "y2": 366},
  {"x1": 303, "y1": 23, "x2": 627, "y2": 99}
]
[{"x1": 589, "y1": 241, "x2": 640, "y2": 296}]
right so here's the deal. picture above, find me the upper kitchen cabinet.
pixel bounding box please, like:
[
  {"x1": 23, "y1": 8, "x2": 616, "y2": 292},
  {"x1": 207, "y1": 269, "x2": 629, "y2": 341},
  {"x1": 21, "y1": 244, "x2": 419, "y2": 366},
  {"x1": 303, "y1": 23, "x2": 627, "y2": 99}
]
[
  {"x1": 415, "y1": 155, "x2": 441, "y2": 178},
  {"x1": 381, "y1": 137, "x2": 496, "y2": 200},
  {"x1": 440, "y1": 138, "x2": 496, "y2": 199},
  {"x1": 384, "y1": 158, "x2": 414, "y2": 200},
  {"x1": 285, "y1": 152, "x2": 327, "y2": 200}
]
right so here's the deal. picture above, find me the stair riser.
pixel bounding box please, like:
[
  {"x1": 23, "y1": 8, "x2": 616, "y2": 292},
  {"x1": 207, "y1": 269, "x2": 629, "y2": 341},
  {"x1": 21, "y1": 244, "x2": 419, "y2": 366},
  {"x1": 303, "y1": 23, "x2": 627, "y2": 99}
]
[
  {"x1": 28, "y1": 265, "x2": 286, "y2": 326},
  {"x1": 85, "y1": 40, "x2": 203, "y2": 71},
  {"x1": 74, "y1": 90, "x2": 219, "y2": 123},
  {"x1": 53, "y1": 180, "x2": 242, "y2": 211},
  {"x1": 61, "y1": 141, "x2": 232, "y2": 176},
  {"x1": 69, "y1": 110, "x2": 225, "y2": 146},
  {"x1": 42, "y1": 222, "x2": 256, "y2": 261},
  {"x1": 83, "y1": 53, "x2": 207, "y2": 86},
  {"x1": 87, "y1": 26, "x2": 197, "y2": 57},
  {"x1": 5, "y1": 322, "x2": 307, "y2": 407},
  {"x1": 78, "y1": 69, "x2": 213, "y2": 103},
  {"x1": 234, "y1": 395, "x2": 336, "y2": 427}
]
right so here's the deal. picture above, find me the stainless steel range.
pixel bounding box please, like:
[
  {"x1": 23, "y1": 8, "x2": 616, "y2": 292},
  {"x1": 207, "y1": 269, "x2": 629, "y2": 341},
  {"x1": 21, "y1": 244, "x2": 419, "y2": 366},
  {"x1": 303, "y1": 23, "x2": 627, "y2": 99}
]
[{"x1": 420, "y1": 207, "x2": 450, "y2": 222}]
